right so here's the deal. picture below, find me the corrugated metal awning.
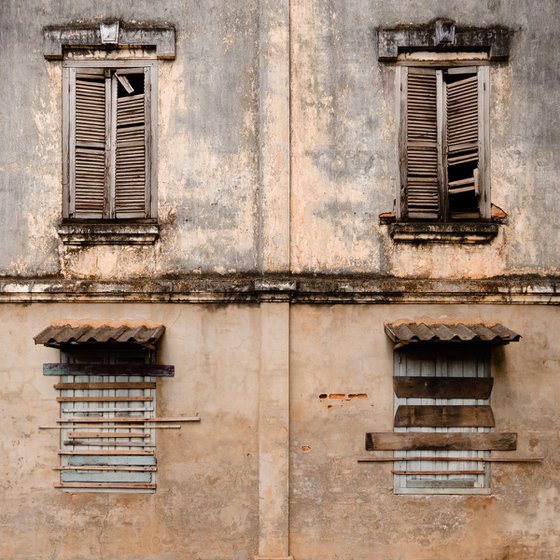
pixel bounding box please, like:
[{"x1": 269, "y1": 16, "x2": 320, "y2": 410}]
[
  {"x1": 34, "y1": 324, "x2": 165, "y2": 348},
  {"x1": 384, "y1": 322, "x2": 520, "y2": 345}
]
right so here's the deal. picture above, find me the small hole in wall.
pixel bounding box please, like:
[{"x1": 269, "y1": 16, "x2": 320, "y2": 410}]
[{"x1": 319, "y1": 394, "x2": 328, "y2": 399}]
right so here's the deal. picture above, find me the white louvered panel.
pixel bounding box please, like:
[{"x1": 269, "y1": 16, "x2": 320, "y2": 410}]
[
  {"x1": 115, "y1": 93, "x2": 146, "y2": 217},
  {"x1": 74, "y1": 75, "x2": 106, "y2": 217},
  {"x1": 406, "y1": 71, "x2": 439, "y2": 218}
]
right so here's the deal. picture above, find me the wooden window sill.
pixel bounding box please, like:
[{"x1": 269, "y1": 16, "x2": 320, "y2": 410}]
[{"x1": 58, "y1": 222, "x2": 159, "y2": 246}]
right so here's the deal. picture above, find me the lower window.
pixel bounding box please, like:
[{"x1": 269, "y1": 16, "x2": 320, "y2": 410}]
[
  {"x1": 55, "y1": 345, "x2": 158, "y2": 493},
  {"x1": 393, "y1": 345, "x2": 492, "y2": 494}
]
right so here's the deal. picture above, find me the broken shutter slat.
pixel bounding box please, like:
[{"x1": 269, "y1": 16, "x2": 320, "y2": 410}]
[
  {"x1": 43, "y1": 363, "x2": 174, "y2": 376},
  {"x1": 393, "y1": 376, "x2": 493, "y2": 399},
  {"x1": 404, "y1": 68, "x2": 441, "y2": 219},
  {"x1": 72, "y1": 73, "x2": 107, "y2": 218},
  {"x1": 365, "y1": 432, "x2": 517, "y2": 451},
  {"x1": 394, "y1": 405, "x2": 495, "y2": 428}
]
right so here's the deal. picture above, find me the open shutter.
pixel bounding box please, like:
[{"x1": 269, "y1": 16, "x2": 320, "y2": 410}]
[
  {"x1": 114, "y1": 71, "x2": 148, "y2": 218},
  {"x1": 71, "y1": 71, "x2": 108, "y2": 218},
  {"x1": 445, "y1": 68, "x2": 481, "y2": 218},
  {"x1": 402, "y1": 68, "x2": 441, "y2": 219}
]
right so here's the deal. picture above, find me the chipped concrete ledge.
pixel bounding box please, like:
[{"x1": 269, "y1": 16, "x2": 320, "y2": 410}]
[
  {"x1": 43, "y1": 21, "x2": 176, "y2": 59},
  {"x1": 57, "y1": 222, "x2": 159, "y2": 246},
  {"x1": 0, "y1": 275, "x2": 557, "y2": 305},
  {"x1": 389, "y1": 222, "x2": 499, "y2": 244}
]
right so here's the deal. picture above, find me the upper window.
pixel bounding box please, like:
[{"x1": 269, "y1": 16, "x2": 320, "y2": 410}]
[
  {"x1": 399, "y1": 65, "x2": 490, "y2": 221},
  {"x1": 63, "y1": 60, "x2": 157, "y2": 220}
]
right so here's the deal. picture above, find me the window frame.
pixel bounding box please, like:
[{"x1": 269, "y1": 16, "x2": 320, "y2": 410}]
[
  {"x1": 396, "y1": 59, "x2": 490, "y2": 222},
  {"x1": 62, "y1": 59, "x2": 158, "y2": 221}
]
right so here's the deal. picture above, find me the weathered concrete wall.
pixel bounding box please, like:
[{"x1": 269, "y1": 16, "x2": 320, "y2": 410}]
[
  {"x1": 1, "y1": 303, "x2": 558, "y2": 559},
  {"x1": 290, "y1": 0, "x2": 560, "y2": 277},
  {"x1": 0, "y1": 303, "x2": 260, "y2": 560},
  {"x1": 0, "y1": 0, "x2": 259, "y2": 278},
  {"x1": 0, "y1": 0, "x2": 558, "y2": 279},
  {"x1": 290, "y1": 304, "x2": 560, "y2": 559}
]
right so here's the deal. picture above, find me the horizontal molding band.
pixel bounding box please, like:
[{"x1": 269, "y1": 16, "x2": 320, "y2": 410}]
[{"x1": 0, "y1": 275, "x2": 558, "y2": 304}]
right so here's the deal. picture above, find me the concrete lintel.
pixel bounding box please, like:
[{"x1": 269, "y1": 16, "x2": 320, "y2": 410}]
[
  {"x1": 43, "y1": 22, "x2": 176, "y2": 59},
  {"x1": 378, "y1": 20, "x2": 512, "y2": 61}
]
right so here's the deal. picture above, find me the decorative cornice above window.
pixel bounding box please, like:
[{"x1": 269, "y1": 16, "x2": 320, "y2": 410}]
[
  {"x1": 378, "y1": 19, "x2": 512, "y2": 62},
  {"x1": 43, "y1": 21, "x2": 176, "y2": 59}
]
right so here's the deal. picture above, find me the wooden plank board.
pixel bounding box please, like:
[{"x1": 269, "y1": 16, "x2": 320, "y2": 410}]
[
  {"x1": 57, "y1": 396, "x2": 153, "y2": 402},
  {"x1": 55, "y1": 465, "x2": 157, "y2": 471},
  {"x1": 56, "y1": 417, "x2": 200, "y2": 423},
  {"x1": 358, "y1": 456, "x2": 483, "y2": 463},
  {"x1": 65, "y1": 441, "x2": 155, "y2": 447},
  {"x1": 358, "y1": 456, "x2": 542, "y2": 463},
  {"x1": 67, "y1": 432, "x2": 149, "y2": 438},
  {"x1": 68, "y1": 454, "x2": 156, "y2": 466},
  {"x1": 61, "y1": 470, "x2": 152, "y2": 483},
  {"x1": 392, "y1": 470, "x2": 485, "y2": 475},
  {"x1": 41, "y1": 425, "x2": 180, "y2": 430},
  {"x1": 365, "y1": 432, "x2": 517, "y2": 451},
  {"x1": 59, "y1": 450, "x2": 154, "y2": 456},
  {"x1": 407, "y1": 479, "x2": 475, "y2": 489},
  {"x1": 394, "y1": 405, "x2": 495, "y2": 427},
  {"x1": 44, "y1": 363, "x2": 174, "y2": 377},
  {"x1": 393, "y1": 376, "x2": 493, "y2": 399},
  {"x1": 54, "y1": 482, "x2": 156, "y2": 489},
  {"x1": 54, "y1": 382, "x2": 156, "y2": 390}
]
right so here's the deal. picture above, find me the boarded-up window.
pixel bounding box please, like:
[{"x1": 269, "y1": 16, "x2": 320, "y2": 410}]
[
  {"x1": 393, "y1": 345, "x2": 492, "y2": 494},
  {"x1": 63, "y1": 61, "x2": 156, "y2": 220},
  {"x1": 55, "y1": 346, "x2": 158, "y2": 493},
  {"x1": 399, "y1": 66, "x2": 489, "y2": 221}
]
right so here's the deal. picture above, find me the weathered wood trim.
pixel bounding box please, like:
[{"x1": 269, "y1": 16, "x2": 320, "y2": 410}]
[
  {"x1": 44, "y1": 363, "x2": 174, "y2": 376},
  {"x1": 394, "y1": 405, "x2": 495, "y2": 427},
  {"x1": 393, "y1": 376, "x2": 494, "y2": 399},
  {"x1": 366, "y1": 432, "x2": 517, "y2": 451}
]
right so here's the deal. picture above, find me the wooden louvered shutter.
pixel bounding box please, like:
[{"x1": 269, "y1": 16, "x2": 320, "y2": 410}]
[
  {"x1": 71, "y1": 70, "x2": 108, "y2": 218},
  {"x1": 114, "y1": 70, "x2": 148, "y2": 218},
  {"x1": 445, "y1": 68, "x2": 484, "y2": 219},
  {"x1": 401, "y1": 68, "x2": 441, "y2": 220}
]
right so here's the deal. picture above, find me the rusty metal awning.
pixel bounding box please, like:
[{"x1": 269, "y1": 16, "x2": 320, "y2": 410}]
[
  {"x1": 34, "y1": 324, "x2": 165, "y2": 348},
  {"x1": 385, "y1": 322, "x2": 521, "y2": 345}
]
